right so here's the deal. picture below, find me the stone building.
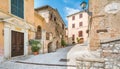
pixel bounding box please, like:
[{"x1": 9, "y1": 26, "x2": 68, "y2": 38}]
[
  {"x1": 67, "y1": 12, "x2": 88, "y2": 44},
  {"x1": 89, "y1": 0, "x2": 120, "y2": 50},
  {"x1": 35, "y1": 5, "x2": 66, "y2": 53},
  {"x1": 0, "y1": 0, "x2": 35, "y2": 62}
]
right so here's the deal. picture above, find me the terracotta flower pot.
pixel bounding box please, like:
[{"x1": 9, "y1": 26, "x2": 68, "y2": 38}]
[{"x1": 33, "y1": 52, "x2": 39, "y2": 55}]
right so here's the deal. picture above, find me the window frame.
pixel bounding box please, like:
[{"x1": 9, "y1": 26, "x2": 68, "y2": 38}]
[
  {"x1": 72, "y1": 24, "x2": 75, "y2": 28},
  {"x1": 79, "y1": 22, "x2": 83, "y2": 27},
  {"x1": 79, "y1": 14, "x2": 83, "y2": 18},
  {"x1": 72, "y1": 16, "x2": 75, "y2": 20},
  {"x1": 10, "y1": 0, "x2": 24, "y2": 19},
  {"x1": 78, "y1": 31, "x2": 83, "y2": 37}
]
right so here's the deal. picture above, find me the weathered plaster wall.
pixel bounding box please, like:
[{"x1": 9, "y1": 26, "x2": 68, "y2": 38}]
[
  {"x1": 0, "y1": 0, "x2": 9, "y2": 13},
  {"x1": 0, "y1": 22, "x2": 4, "y2": 56},
  {"x1": 24, "y1": 0, "x2": 34, "y2": 24},
  {"x1": 89, "y1": 0, "x2": 120, "y2": 50}
]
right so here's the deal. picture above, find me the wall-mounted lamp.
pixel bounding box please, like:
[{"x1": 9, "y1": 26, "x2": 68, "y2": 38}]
[{"x1": 80, "y1": 1, "x2": 87, "y2": 10}]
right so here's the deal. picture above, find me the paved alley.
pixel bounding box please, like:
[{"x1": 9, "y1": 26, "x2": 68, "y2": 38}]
[{"x1": 0, "y1": 44, "x2": 100, "y2": 69}]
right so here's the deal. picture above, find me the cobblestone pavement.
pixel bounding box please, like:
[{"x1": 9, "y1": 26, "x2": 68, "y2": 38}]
[
  {"x1": 0, "y1": 44, "x2": 99, "y2": 69},
  {"x1": 0, "y1": 45, "x2": 75, "y2": 69}
]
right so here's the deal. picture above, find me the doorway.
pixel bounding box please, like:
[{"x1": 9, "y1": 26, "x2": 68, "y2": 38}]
[{"x1": 11, "y1": 31, "x2": 24, "y2": 57}]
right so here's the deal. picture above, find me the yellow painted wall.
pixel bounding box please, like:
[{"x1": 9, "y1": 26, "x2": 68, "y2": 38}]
[
  {"x1": 0, "y1": 22, "x2": 4, "y2": 56},
  {"x1": 0, "y1": 0, "x2": 9, "y2": 13},
  {"x1": 24, "y1": 0, "x2": 34, "y2": 24},
  {"x1": 34, "y1": 12, "x2": 46, "y2": 30},
  {"x1": 0, "y1": 0, "x2": 34, "y2": 24}
]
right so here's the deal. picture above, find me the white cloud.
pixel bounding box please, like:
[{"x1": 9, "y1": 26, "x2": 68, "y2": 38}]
[{"x1": 65, "y1": 7, "x2": 80, "y2": 16}]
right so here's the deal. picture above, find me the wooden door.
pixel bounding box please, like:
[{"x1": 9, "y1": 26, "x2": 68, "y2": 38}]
[{"x1": 11, "y1": 31, "x2": 24, "y2": 57}]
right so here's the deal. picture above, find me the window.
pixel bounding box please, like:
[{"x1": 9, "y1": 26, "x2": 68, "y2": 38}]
[
  {"x1": 50, "y1": 13, "x2": 53, "y2": 20},
  {"x1": 72, "y1": 34, "x2": 75, "y2": 41},
  {"x1": 79, "y1": 22, "x2": 83, "y2": 26},
  {"x1": 86, "y1": 30, "x2": 89, "y2": 33},
  {"x1": 79, "y1": 14, "x2": 82, "y2": 18},
  {"x1": 46, "y1": 32, "x2": 49, "y2": 40},
  {"x1": 72, "y1": 24, "x2": 75, "y2": 28},
  {"x1": 62, "y1": 24, "x2": 64, "y2": 29},
  {"x1": 36, "y1": 26, "x2": 42, "y2": 39},
  {"x1": 72, "y1": 16, "x2": 75, "y2": 20},
  {"x1": 54, "y1": 17, "x2": 56, "y2": 21},
  {"x1": 78, "y1": 31, "x2": 83, "y2": 37},
  {"x1": 11, "y1": 0, "x2": 24, "y2": 18}
]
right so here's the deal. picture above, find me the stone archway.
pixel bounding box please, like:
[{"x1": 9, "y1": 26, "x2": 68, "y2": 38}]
[{"x1": 48, "y1": 42, "x2": 53, "y2": 53}]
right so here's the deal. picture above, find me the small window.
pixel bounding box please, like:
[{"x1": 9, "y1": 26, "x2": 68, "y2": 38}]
[
  {"x1": 78, "y1": 31, "x2": 83, "y2": 37},
  {"x1": 46, "y1": 32, "x2": 49, "y2": 40},
  {"x1": 79, "y1": 22, "x2": 83, "y2": 26},
  {"x1": 72, "y1": 16, "x2": 75, "y2": 20},
  {"x1": 50, "y1": 14, "x2": 52, "y2": 20},
  {"x1": 72, "y1": 34, "x2": 75, "y2": 41},
  {"x1": 54, "y1": 17, "x2": 56, "y2": 21},
  {"x1": 79, "y1": 14, "x2": 82, "y2": 18},
  {"x1": 72, "y1": 24, "x2": 75, "y2": 28},
  {"x1": 86, "y1": 30, "x2": 89, "y2": 33},
  {"x1": 62, "y1": 24, "x2": 64, "y2": 29},
  {"x1": 36, "y1": 26, "x2": 42, "y2": 39}
]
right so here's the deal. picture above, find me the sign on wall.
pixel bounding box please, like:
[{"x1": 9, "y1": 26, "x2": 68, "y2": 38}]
[{"x1": 104, "y1": 2, "x2": 120, "y2": 14}]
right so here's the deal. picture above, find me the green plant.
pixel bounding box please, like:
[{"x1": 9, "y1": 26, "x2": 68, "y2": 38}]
[
  {"x1": 31, "y1": 46, "x2": 40, "y2": 52},
  {"x1": 29, "y1": 39, "x2": 41, "y2": 52},
  {"x1": 76, "y1": 37, "x2": 80, "y2": 43},
  {"x1": 61, "y1": 39, "x2": 66, "y2": 47}
]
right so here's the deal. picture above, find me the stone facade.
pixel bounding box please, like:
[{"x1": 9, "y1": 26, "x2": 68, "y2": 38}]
[
  {"x1": 76, "y1": 38, "x2": 120, "y2": 69},
  {"x1": 89, "y1": 0, "x2": 120, "y2": 50},
  {"x1": 35, "y1": 5, "x2": 66, "y2": 52},
  {"x1": 76, "y1": 58, "x2": 105, "y2": 69},
  {"x1": 67, "y1": 12, "x2": 88, "y2": 44},
  {"x1": 100, "y1": 38, "x2": 120, "y2": 69}
]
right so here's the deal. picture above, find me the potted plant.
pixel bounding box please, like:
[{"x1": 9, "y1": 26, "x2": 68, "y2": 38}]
[
  {"x1": 76, "y1": 37, "x2": 84, "y2": 44},
  {"x1": 29, "y1": 39, "x2": 41, "y2": 55},
  {"x1": 61, "y1": 39, "x2": 66, "y2": 47},
  {"x1": 76, "y1": 37, "x2": 80, "y2": 43}
]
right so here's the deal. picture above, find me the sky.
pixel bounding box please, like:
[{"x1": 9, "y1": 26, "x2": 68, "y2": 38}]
[{"x1": 34, "y1": 0, "x2": 88, "y2": 27}]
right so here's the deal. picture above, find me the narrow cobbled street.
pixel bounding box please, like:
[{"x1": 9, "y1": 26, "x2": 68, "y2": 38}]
[
  {"x1": 0, "y1": 45, "x2": 73, "y2": 69},
  {"x1": 0, "y1": 44, "x2": 100, "y2": 69}
]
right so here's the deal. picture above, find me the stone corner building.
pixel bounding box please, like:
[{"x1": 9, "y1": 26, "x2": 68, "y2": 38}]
[
  {"x1": 35, "y1": 5, "x2": 66, "y2": 52},
  {"x1": 89, "y1": 0, "x2": 120, "y2": 50}
]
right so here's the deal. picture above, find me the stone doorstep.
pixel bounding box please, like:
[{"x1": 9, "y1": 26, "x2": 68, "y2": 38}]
[{"x1": 76, "y1": 57, "x2": 105, "y2": 63}]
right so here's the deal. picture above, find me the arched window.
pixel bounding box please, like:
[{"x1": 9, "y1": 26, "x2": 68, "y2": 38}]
[{"x1": 36, "y1": 26, "x2": 41, "y2": 39}]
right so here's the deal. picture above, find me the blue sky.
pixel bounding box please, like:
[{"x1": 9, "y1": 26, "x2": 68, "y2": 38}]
[{"x1": 34, "y1": 0, "x2": 88, "y2": 27}]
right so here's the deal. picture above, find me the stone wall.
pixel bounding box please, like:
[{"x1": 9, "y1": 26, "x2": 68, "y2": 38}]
[
  {"x1": 100, "y1": 38, "x2": 120, "y2": 69},
  {"x1": 89, "y1": 0, "x2": 120, "y2": 51},
  {"x1": 76, "y1": 58, "x2": 105, "y2": 69},
  {"x1": 76, "y1": 38, "x2": 120, "y2": 69}
]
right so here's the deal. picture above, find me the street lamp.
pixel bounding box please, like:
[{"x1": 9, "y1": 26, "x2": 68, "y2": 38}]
[
  {"x1": 80, "y1": 1, "x2": 92, "y2": 45},
  {"x1": 80, "y1": 1, "x2": 87, "y2": 10},
  {"x1": 80, "y1": 1, "x2": 92, "y2": 16}
]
